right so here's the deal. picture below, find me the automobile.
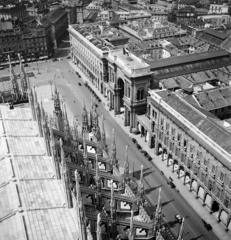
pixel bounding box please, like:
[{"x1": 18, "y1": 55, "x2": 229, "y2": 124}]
[
  {"x1": 24, "y1": 63, "x2": 28, "y2": 67},
  {"x1": 131, "y1": 138, "x2": 137, "y2": 144},
  {"x1": 66, "y1": 56, "x2": 71, "y2": 59},
  {"x1": 147, "y1": 154, "x2": 152, "y2": 161},
  {"x1": 144, "y1": 151, "x2": 148, "y2": 157},
  {"x1": 131, "y1": 128, "x2": 140, "y2": 135},
  {"x1": 169, "y1": 181, "x2": 176, "y2": 189},
  {"x1": 175, "y1": 214, "x2": 183, "y2": 223},
  {"x1": 136, "y1": 143, "x2": 141, "y2": 150},
  {"x1": 141, "y1": 150, "x2": 148, "y2": 157},
  {"x1": 78, "y1": 82, "x2": 82, "y2": 86},
  {"x1": 53, "y1": 58, "x2": 58, "y2": 62},
  {"x1": 201, "y1": 219, "x2": 212, "y2": 231}
]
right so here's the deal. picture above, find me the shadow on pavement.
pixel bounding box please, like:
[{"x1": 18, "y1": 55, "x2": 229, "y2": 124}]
[
  {"x1": 144, "y1": 185, "x2": 162, "y2": 195},
  {"x1": 132, "y1": 167, "x2": 151, "y2": 179},
  {"x1": 189, "y1": 234, "x2": 204, "y2": 240},
  {"x1": 143, "y1": 170, "x2": 155, "y2": 178},
  {"x1": 161, "y1": 199, "x2": 175, "y2": 208},
  {"x1": 164, "y1": 220, "x2": 178, "y2": 228}
]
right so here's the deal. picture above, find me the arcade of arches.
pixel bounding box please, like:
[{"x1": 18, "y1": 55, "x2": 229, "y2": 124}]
[{"x1": 137, "y1": 98, "x2": 231, "y2": 231}]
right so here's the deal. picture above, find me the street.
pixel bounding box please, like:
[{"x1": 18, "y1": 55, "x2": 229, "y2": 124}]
[{"x1": 27, "y1": 59, "x2": 219, "y2": 240}]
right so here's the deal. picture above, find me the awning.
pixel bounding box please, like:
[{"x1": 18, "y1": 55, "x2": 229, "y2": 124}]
[{"x1": 136, "y1": 114, "x2": 151, "y2": 132}]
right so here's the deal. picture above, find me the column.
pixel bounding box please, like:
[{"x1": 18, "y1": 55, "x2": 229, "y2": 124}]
[
  {"x1": 210, "y1": 198, "x2": 215, "y2": 214},
  {"x1": 110, "y1": 92, "x2": 114, "y2": 110},
  {"x1": 177, "y1": 168, "x2": 180, "y2": 179},
  {"x1": 217, "y1": 208, "x2": 222, "y2": 222},
  {"x1": 195, "y1": 185, "x2": 200, "y2": 199},
  {"x1": 167, "y1": 156, "x2": 170, "y2": 167},
  {"x1": 129, "y1": 109, "x2": 135, "y2": 131},
  {"x1": 202, "y1": 192, "x2": 206, "y2": 206},
  {"x1": 225, "y1": 215, "x2": 231, "y2": 231},
  {"x1": 183, "y1": 174, "x2": 187, "y2": 185},
  {"x1": 189, "y1": 178, "x2": 193, "y2": 192},
  {"x1": 114, "y1": 91, "x2": 120, "y2": 115},
  {"x1": 124, "y1": 106, "x2": 128, "y2": 126},
  {"x1": 51, "y1": 25, "x2": 57, "y2": 49}
]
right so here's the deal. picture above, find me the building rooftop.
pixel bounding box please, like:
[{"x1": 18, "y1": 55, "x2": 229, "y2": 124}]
[
  {"x1": 150, "y1": 89, "x2": 231, "y2": 169},
  {"x1": 197, "y1": 29, "x2": 229, "y2": 46},
  {"x1": 150, "y1": 49, "x2": 230, "y2": 70},
  {"x1": 120, "y1": 18, "x2": 186, "y2": 41},
  {"x1": 160, "y1": 65, "x2": 231, "y2": 90},
  {"x1": 168, "y1": 35, "x2": 218, "y2": 53},
  {"x1": 194, "y1": 86, "x2": 231, "y2": 111},
  {"x1": 71, "y1": 22, "x2": 114, "y2": 52},
  {"x1": 0, "y1": 104, "x2": 80, "y2": 240},
  {"x1": 108, "y1": 48, "x2": 150, "y2": 77}
]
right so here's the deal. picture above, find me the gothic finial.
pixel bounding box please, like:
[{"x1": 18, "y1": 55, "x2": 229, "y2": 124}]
[
  {"x1": 96, "y1": 213, "x2": 102, "y2": 240},
  {"x1": 129, "y1": 209, "x2": 134, "y2": 240},
  {"x1": 33, "y1": 86, "x2": 38, "y2": 106},
  {"x1": 8, "y1": 55, "x2": 19, "y2": 99},
  {"x1": 95, "y1": 153, "x2": 100, "y2": 183},
  {"x1": 53, "y1": 84, "x2": 61, "y2": 112},
  {"x1": 153, "y1": 187, "x2": 161, "y2": 236},
  {"x1": 18, "y1": 53, "x2": 26, "y2": 76},
  {"x1": 110, "y1": 180, "x2": 114, "y2": 219},
  {"x1": 8, "y1": 55, "x2": 12, "y2": 74},
  {"x1": 74, "y1": 169, "x2": 81, "y2": 202},
  {"x1": 138, "y1": 164, "x2": 144, "y2": 199},
  {"x1": 82, "y1": 100, "x2": 88, "y2": 133},
  {"x1": 101, "y1": 115, "x2": 106, "y2": 148},
  {"x1": 74, "y1": 169, "x2": 84, "y2": 219},
  {"x1": 63, "y1": 103, "x2": 70, "y2": 140},
  {"x1": 110, "y1": 128, "x2": 116, "y2": 167},
  {"x1": 83, "y1": 133, "x2": 88, "y2": 160},
  {"x1": 90, "y1": 95, "x2": 93, "y2": 109},
  {"x1": 140, "y1": 164, "x2": 143, "y2": 183},
  {"x1": 124, "y1": 145, "x2": 129, "y2": 179},
  {"x1": 177, "y1": 217, "x2": 185, "y2": 240},
  {"x1": 40, "y1": 101, "x2": 45, "y2": 123},
  {"x1": 60, "y1": 138, "x2": 65, "y2": 165},
  {"x1": 73, "y1": 117, "x2": 79, "y2": 141},
  {"x1": 50, "y1": 125, "x2": 55, "y2": 148}
]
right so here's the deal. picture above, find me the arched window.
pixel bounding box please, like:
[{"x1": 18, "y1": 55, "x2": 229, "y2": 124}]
[{"x1": 136, "y1": 88, "x2": 144, "y2": 101}]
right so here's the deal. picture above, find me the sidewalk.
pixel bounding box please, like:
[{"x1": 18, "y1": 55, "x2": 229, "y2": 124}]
[{"x1": 69, "y1": 61, "x2": 231, "y2": 240}]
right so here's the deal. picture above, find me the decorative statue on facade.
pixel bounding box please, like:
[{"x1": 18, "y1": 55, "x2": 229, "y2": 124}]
[
  {"x1": 53, "y1": 85, "x2": 63, "y2": 131},
  {"x1": 82, "y1": 102, "x2": 88, "y2": 135}
]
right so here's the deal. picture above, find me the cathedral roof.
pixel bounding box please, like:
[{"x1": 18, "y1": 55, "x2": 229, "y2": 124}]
[{"x1": 0, "y1": 104, "x2": 80, "y2": 240}]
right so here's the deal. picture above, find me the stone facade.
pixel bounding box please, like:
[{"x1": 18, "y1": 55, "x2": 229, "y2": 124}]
[
  {"x1": 69, "y1": 24, "x2": 152, "y2": 130},
  {"x1": 143, "y1": 89, "x2": 231, "y2": 230}
]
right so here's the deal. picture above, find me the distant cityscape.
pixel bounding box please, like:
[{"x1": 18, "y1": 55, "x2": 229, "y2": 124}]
[{"x1": 1, "y1": 0, "x2": 231, "y2": 240}]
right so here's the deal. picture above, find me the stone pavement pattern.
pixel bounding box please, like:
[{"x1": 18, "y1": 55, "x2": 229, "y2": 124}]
[{"x1": 0, "y1": 104, "x2": 80, "y2": 240}]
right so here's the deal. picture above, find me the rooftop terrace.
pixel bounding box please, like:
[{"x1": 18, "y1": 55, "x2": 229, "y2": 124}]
[
  {"x1": 120, "y1": 18, "x2": 186, "y2": 40},
  {"x1": 0, "y1": 104, "x2": 80, "y2": 240},
  {"x1": 108, "y1": 48, "x2": 150, "y2": 77},
  {"x1": 71, "y1": 22, "x2": 114, "y2": 52}
]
